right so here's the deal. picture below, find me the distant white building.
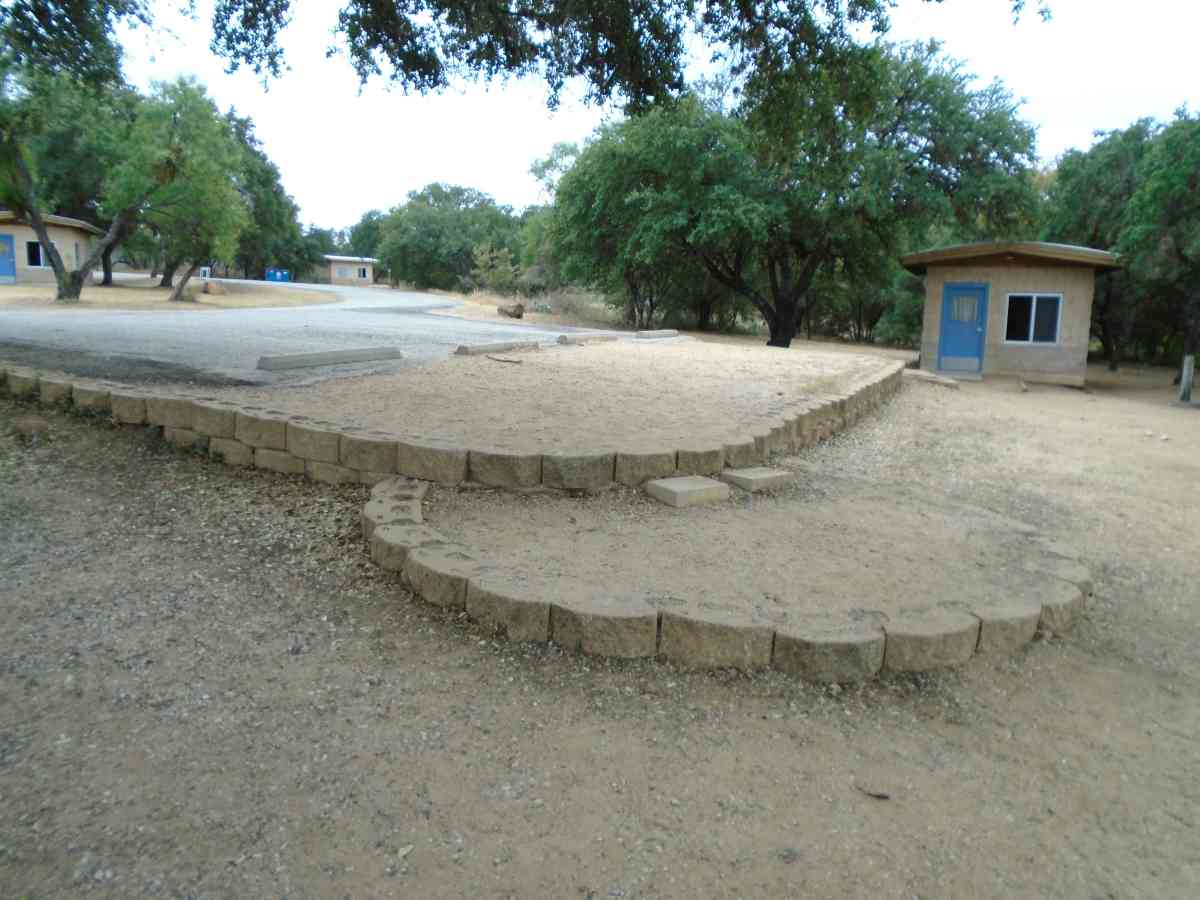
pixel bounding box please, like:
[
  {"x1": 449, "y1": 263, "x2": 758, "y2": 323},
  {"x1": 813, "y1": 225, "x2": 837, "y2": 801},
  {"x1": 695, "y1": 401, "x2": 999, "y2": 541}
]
[{"x1": 324, "y1": 254, "x2": 378, "y2": 286}]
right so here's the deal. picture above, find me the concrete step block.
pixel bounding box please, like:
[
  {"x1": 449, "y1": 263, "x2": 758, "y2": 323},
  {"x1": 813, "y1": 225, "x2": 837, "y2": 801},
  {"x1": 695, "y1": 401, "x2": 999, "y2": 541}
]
[
  {"x1": 644, "y1": 475, "x2": 730, "y2": 508},
  {"x1": 720, "y1": 466, "x2": 793, "y2": 493}
]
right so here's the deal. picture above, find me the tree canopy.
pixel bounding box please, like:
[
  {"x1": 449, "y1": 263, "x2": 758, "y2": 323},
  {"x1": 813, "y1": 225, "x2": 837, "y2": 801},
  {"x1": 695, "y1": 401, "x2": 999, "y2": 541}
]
[{"x1": 552, "y1": 41, "x2": 1037, "y2": 346}]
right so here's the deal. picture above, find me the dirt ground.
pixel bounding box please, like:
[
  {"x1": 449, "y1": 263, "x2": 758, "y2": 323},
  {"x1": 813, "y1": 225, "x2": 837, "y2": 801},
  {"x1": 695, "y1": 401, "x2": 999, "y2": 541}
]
[
  {"x1": 0, "y1": 277, "x2": 330, "y2": 311},
  {"x1": 1, "y1": 364, "x2": 1198, "y2": 899},
  {"x1": 212, "y1": 340, "x2": 892, "y2": 453}
]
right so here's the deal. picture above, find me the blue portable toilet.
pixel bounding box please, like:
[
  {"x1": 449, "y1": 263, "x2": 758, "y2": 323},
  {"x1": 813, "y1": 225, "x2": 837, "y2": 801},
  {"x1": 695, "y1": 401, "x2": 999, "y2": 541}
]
[{"x1": 266, "y1": 268, "x2": 291, "y2": 283}]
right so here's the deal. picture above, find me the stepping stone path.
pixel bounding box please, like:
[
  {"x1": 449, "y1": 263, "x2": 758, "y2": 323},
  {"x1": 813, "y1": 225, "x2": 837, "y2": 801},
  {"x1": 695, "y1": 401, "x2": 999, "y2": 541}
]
[
  {"x1": 644, "y1": 475, "x2": 731, "y2": 508},
  {"x1": 720, "y1": 466, "x2": 793, "y2": 493}
]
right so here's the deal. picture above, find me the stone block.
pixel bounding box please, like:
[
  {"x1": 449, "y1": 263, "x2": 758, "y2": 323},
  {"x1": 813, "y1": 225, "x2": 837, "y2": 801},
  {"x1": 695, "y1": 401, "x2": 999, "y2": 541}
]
[
  {"x1": 720, "y1": 467, "x2": 793, "y2": 493},
  {"x1": 1038, "y1": 579, "x2": 1086, "y2": 635},
  {"x1": 971, "y1": 600, "x2": 1041, "y2": 654},
  {"x1": 455, "y1": 341, "x2": 541, "y2": 356},
  {"x1": 675, "y1": 446, "x2": 724, "y2": 476},
  {"x1": 235, "y1": 408, "x2": 289, "y2": 450},
  {"x1": 370, "y1": 523, "x2": 449, "y2": 572},
  {"x1": 164, "y1": 427, "x2": 208, "y2": 452},
  {"x1": 467, "y1": 575, "x2": 550, "y2": 642},
  {"x1": 403, "y1": 543, "x2": 489, "y2": 608},
  {"x1": 6, "y1": 372, "x2": 38, "y2": 399},
  {"x1": 209, "y1": 437, "x2": 254, "y2": 467},
  {"x1": 305, "y1": 460, "x2": 359, "y2": 485},
  {"x1": 469, "y1": 449, "x2": 541, "y2": 488},
  {"x1": 255, "y1": 448, "x2": 306, "y2": 475},
  {"x1": 551, "y1": 594, "x2": 658, "y2": 658},
  {"x1": 340, "y1": 430, "x2": 397, "y2": 473},
  {"x1": 361, "y1": 497, "x2": 424, "y2": 541},
  {"x1": 287, "y1": 419, "x2": 342, "y2": 462},
  {"x1": 644, "y1": 475, "x2": 730, "y2": 508},
  {"x1": 144, "y1": 395, "x2": 194, "y2": 429},
  {"x1": 397, "y1": 438, "x2": 468, "y2": 483},
  {"x1": 722, "y1": 439, "x2": 758, "y2": 469},
  {"x1": 883, "y1": 607, "x2": 980, "y2": 672},
  {"x1": 191, "y1": 400, "x2": 239, "y2": 438},
  {"x1": 614, "y1": 450, "x2": 676, "y2": 486},
  {"x1": 370, "y1": 476, "x2": 430, "y2": 502},
  {"x1": 109, "y1": 391, "x2": 148, "y2": 425},
  {"x1": 752, "y1": 431, "x2": 770, "y2": 460},
  {"x1": 71, "y1": 383, "x2": 112, "y2": 413},
  {"x1": 38, "y1": 377, "x2": 73, "y2": 406},
  {"x1": 659, "y1": 610, "x2": 773, "y2": 670},
  {"x1": 773, "y1": 615, "x2": 885, "y2": 682},
  {"x1": 541, "y1": 452, "x2": 614, "y2": 491},
  {"x1": 635, "y1": 329, "x2": 678, "y2": 339}
]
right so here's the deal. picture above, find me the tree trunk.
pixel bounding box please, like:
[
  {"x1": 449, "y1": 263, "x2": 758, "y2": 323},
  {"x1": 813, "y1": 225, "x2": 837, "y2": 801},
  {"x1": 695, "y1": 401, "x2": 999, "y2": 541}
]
[
  {"x1": 169, "y1": 263, "x2": 201, "y2": 302},
  {"x1": 159, "y1": 258, "x2": 182, "y2": 289},
  {"x1": 100, "y1": 243, "x2": 115, "y2": 286}
]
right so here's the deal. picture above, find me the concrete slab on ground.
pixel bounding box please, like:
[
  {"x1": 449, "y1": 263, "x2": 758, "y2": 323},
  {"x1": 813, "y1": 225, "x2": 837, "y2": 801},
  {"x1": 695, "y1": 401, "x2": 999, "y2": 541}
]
[
  {"x1": 720, "y1": 467, "x2": 793, "y2": 492},
  {"x1": 644, "y1": 475, "x2": 731, "y2": 508},
  {"x1": 257, "y1": 347, "x2": 404, "y2": 371}
]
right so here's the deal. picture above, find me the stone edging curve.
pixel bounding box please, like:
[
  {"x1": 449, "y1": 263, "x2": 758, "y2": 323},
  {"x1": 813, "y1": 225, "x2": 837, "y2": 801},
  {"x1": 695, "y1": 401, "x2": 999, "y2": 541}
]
[{"x1": 1, "y1": 357, "x2": 1091, "y2": 679}]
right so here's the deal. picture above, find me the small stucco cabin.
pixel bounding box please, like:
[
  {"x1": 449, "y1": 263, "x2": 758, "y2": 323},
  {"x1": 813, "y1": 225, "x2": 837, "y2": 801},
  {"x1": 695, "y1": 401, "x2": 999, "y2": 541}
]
[
  {"x1": 324, "y1": 254, "x2": 378, "y2": 286},
  {"x1": 0, "y1": 211, "x2": 103, "y2": 285},
  {"x1": 900, "y1": 241, "x2": 1120, "y2": 387}
]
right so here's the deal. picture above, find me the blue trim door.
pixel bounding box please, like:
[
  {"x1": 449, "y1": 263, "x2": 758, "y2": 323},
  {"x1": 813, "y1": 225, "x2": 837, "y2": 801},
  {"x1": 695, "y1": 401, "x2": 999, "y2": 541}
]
[
  {"x1": 938, "y1": 282, "x2": 988, "y2": 373},
  {"x1": 0, "y1": 234, "x2": 15, "y2": 283}
]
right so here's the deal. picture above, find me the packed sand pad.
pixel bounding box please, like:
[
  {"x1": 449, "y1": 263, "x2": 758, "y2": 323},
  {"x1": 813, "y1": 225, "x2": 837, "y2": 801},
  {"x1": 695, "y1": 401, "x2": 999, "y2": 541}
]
[
  {"x1": 424, "y1": 472, "x2": 1082, "y2": 629},
  {"x1": 213, "y1": 340, "x2": 890, "y2": 453}
]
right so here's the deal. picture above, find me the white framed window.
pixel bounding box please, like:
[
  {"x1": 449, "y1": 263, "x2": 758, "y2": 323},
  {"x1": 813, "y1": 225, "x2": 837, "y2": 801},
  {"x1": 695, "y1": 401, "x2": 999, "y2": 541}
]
[
  {"x1": 336, "y1": 266, "x2": 349, "y2": 278},
  {"x1": 1005, "y1": 293, "x2": 1062, "y2": 345},
  {"x1": 358, "y1": 267, "x2": 368, "y2": 279},
  {"x1": 26, "y1": 241, "x2": 42, "y2": 267}
]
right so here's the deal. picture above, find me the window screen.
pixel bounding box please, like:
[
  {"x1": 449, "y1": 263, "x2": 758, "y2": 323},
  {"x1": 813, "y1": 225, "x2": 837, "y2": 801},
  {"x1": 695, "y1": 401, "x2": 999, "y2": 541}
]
[
  {"x1": 1006, "y1": 295, "x2": 1032, "y2": 341},
  {"x1": 952, "y1": 295, "x2": 977, "y2": 322},
  {"x1": 1032, "y1": 297, "x2": 1060, "y2": 342},
  {"x1": 26, "y1": 242, "x2": 42, "y2": 267}
]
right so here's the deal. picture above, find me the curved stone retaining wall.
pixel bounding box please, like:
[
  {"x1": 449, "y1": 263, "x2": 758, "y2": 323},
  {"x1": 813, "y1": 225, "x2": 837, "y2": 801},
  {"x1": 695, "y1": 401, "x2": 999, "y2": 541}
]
[
  {"x1": 1, "y1": 357, "x2": 1090, "y2": 677},
  {"x1": 0, "y1": 358, "x2": 907, "y2": 491}
]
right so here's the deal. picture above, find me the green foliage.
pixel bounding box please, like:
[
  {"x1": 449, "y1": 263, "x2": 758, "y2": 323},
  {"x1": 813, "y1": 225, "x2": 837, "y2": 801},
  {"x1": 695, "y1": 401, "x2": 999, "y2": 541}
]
[
  {"x1": 204, "y1": 1, "x2": 1039, "y2": 112},
  {"x1": 470, "y1": 242, "x2": 519, "y2": 295},
  {"x1": 133, "y1": 79, "x2": 249, "y2": 295},
  {"x1": 0, "y1": 0, "x2": 150, "y2": 87},
  {"x1": 1120, "y1": 111, "x2": 1200, "y2": 356},
  {"x1": 549, "y1": 41, "x2": 1036, "y2": 345},
  {"x1": 1041, "y1": 121, "x2": 1156, "y2": 367},
  {"x1": 377, "y1": 184, "x2": 520, "y2": 290}
]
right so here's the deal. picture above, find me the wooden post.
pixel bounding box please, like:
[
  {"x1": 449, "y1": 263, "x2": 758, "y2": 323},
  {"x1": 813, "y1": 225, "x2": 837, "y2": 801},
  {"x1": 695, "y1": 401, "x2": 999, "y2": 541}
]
[{"x1": 1181, "y1": 354, "x2": 1195, "y2": 404}]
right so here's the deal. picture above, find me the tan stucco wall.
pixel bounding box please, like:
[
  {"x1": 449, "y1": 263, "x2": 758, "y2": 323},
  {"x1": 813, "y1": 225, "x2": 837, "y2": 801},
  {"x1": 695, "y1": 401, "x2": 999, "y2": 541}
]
[
  {"x1": 328, "y1": 261, "x2": 374, "y2": 286},
  {"x1": 0, "y1": 223, "x2": 95, "y2": 284},
  {"x1": 920, "y1": 262, "x2": 1096, "y2": 386}
]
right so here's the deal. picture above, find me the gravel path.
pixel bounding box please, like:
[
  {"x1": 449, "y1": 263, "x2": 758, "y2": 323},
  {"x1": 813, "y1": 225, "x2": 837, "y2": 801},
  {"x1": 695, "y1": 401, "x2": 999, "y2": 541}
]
[{"x1": 1, "y1": 377, "x2": 1198, "y2": 899}]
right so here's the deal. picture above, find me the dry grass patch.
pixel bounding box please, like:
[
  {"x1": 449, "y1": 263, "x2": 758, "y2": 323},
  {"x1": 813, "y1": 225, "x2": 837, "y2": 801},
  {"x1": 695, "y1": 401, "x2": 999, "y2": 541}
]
[{"x1": 0, "y1": 277, "x2": 333, "y2": 311}]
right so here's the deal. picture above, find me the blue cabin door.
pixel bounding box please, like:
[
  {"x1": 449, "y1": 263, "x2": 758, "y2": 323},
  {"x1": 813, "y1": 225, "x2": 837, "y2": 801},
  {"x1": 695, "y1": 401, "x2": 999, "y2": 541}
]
[
  {"x1": 938, "y1": 282, "x2": 988, "y2": 374},
  {"x1": 0, "y1": 235, "x2": 15, "y2": 284}
]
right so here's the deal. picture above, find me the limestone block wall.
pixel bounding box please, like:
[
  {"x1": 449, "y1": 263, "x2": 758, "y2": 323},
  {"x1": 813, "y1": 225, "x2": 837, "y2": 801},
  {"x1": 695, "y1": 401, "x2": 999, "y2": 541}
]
[
  {"x1": 1, "y1": 357, "x2": 1094, "y2": 677},
  {"x1": 0, "y1": 357, "x2": 907, "y2": 493}
]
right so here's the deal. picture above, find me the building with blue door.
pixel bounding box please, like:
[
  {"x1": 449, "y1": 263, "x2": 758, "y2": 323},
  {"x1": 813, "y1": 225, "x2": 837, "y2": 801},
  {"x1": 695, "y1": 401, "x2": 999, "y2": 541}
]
[
  {"x1": 901, "y1": 241, "x2": 1120, "y2": 387},
  {"x1": 0, "y1": 211, "x2": 104, "y2": 285}
]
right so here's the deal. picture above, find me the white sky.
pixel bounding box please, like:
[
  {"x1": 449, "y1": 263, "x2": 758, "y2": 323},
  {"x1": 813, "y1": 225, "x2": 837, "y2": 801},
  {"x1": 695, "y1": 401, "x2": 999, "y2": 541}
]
[{"x1": 119, "y1": 0, "x2": 1200, "y2": 229}]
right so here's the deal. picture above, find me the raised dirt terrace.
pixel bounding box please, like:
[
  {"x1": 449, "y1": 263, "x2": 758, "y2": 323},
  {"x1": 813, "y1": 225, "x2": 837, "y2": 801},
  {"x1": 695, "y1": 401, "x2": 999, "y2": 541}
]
[{"x1": 207, "y1": 339, "x2": 893, "y2": 454}]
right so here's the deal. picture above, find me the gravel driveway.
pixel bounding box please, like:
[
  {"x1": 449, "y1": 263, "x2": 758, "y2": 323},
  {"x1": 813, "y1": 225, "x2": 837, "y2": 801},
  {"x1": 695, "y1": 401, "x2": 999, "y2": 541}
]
[
  {"x1": 0, "y1": 280, "x2": 582, "y2": 387},
  {"x1": 1, "y1": 377, "x2": 1197, "y2": 899}
]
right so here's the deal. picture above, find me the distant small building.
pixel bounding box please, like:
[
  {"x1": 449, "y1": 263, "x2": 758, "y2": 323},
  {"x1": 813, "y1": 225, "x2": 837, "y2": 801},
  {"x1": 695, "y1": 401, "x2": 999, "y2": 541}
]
[
  {"x1": 900, "y1": 241, "x2": 1120, "y2": 387},
  {"x1": 324, "y1": 254, "x2": 378, "y2": 286},
  {"x1": 0, "y1": 211, "x2": 104, "y2": 285}
]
